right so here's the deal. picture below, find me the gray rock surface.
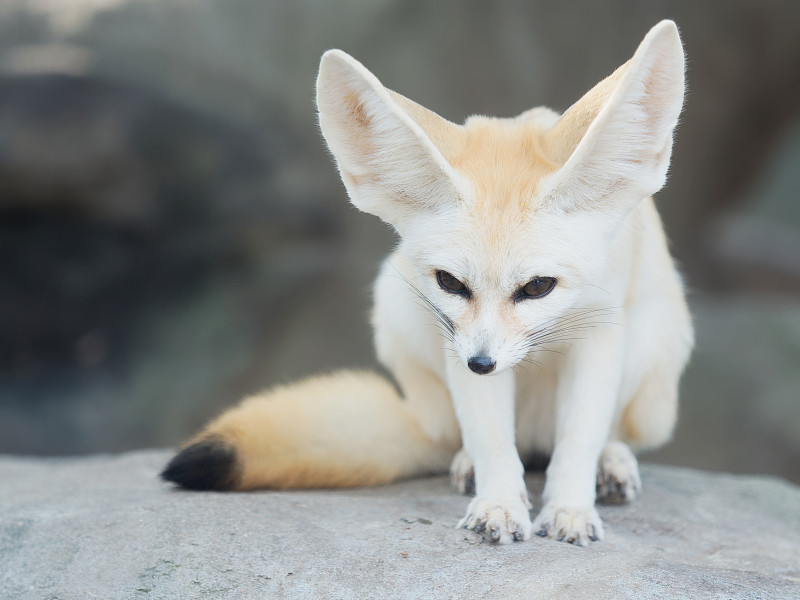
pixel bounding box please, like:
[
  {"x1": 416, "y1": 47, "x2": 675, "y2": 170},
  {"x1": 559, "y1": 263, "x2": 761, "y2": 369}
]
[{"x1": 2, "y1": 450, "x2": 799, "y2": 599}]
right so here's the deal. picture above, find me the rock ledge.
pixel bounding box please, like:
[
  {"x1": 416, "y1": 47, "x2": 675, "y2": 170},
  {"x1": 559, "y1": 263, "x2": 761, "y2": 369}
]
[{"x1": 1, "y1": 450, "x2": 799, "y2": 599}]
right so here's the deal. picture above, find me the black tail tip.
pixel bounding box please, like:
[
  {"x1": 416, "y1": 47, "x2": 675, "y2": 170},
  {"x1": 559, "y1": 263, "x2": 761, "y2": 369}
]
[{"x1": 160, "y1": 437, "x2": 240, "y2": 491}]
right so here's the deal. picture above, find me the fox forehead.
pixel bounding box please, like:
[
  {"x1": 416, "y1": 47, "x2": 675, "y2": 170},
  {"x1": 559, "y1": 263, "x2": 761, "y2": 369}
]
[
  {"x1": 448, "y1": 114, "x2": 560, "y2": 218},
  {"x1": 391, "y1": 90, "x2": 561, "y2": 222},
  {"x1": 411, "y1": 209, "x2": 586, "y2": 297},
  {"x1": 408, "y1": 114, "x2": 581, "y2": 285}
]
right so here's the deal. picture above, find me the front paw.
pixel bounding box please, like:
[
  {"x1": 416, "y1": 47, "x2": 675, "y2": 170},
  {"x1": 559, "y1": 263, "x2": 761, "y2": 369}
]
[
  {"x1": 459, "y1": 495, "x2": 533, "y2": 544},
  {"x1": 532, "y1": 503, "x2": 604, "y2": 546}
]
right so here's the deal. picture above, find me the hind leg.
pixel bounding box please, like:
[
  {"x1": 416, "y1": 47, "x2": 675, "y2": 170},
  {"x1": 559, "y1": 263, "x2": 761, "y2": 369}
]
[
  {"x1": 598, "y1": 345, "x2": 687, "y2": 503},
  {"x1": 596, "y1": 440, "x2": 641, "y2": 503},
  {"x1": 618, "y1": 359, "x2": 682, "y2": 452},
  {"x1": 450, "y1": 448, "x2": 475, "y2": 495}
]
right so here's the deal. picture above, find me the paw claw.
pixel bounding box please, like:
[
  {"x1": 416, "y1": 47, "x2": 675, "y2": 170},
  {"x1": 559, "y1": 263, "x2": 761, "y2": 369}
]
[
  {"x1": 460, "y1": 495, "x2": 532, "y2": 544},
  {"x1": 532, "y1": 504, "x2": 604, "y2": 546},
  {"x1": 588, "y1": 524, "x2": 599, "y2": 542}
]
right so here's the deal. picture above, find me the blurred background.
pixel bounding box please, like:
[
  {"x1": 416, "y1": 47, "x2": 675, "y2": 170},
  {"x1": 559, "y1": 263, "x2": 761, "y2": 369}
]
[{"x1": 1, "y1": 0, "x2": 799, "y2": 483}]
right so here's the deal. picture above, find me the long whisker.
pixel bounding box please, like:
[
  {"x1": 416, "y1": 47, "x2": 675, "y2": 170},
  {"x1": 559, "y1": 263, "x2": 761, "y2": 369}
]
[
  {"x1": 518, "y1": 306, "x2": 622, "y2": 363},
  {"x1": 388, "y1": 264, "x2": 456, "y2": 344},
  {"x1": 527, "y1": 306, "x2": 621, "y2": 334},
  {"x1": 526, "y1": 308, "x2": 621, "y2": 337}
]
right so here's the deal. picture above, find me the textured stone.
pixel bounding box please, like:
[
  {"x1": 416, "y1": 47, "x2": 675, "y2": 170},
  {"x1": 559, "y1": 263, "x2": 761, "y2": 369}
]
[{"x1": 1, "y1": 450, "x2": 798, "y2": 599}]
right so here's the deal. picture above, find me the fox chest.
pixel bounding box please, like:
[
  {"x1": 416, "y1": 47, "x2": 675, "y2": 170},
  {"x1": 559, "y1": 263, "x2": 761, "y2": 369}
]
[{"x1": 513, "y1": 361, "x2": 561, "y2": 452}]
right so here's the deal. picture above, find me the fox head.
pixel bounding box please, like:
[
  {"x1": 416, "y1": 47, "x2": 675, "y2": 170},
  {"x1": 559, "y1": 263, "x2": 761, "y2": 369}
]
[{"x1": 317, "y1": 21, "x2": 685, "y2": 375}]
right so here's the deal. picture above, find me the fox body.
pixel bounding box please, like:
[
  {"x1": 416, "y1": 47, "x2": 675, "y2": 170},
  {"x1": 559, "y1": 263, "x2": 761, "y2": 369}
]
[{"x1": 162, "y1": 20, "x2": 693, "y2": 546}]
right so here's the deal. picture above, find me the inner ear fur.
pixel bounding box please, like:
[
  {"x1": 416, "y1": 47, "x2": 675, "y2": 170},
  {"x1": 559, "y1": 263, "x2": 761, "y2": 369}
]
[
  {"x1": 316, "y1": 50, "x2": 465, "y2": 232},
  {"x1": 541, "y1": 20, "x2": 686, "y2": 213}
]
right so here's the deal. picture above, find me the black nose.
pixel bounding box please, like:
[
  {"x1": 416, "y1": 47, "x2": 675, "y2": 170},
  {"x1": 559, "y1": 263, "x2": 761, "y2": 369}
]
[{"x1": 467, "y1": 356, "x2": 496, "y2": 375}]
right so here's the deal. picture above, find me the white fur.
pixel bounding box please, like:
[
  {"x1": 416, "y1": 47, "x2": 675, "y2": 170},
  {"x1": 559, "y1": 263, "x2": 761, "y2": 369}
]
[{"x1": 317, "y1": 20, "x2": 693, "y2": 545}]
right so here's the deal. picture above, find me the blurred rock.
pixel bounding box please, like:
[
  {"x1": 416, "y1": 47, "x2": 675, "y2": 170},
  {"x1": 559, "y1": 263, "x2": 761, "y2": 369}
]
[
  {"x1": 705, "y1": 120, "x2": 800, "y2": 293},
  {"x1": 0, "y1": 73, "x2": 353, "y2": 453}
]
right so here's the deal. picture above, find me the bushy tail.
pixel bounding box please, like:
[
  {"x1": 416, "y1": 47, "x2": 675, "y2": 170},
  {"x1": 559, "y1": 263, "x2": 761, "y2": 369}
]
[{"x1": 161, "y1": 370, "x2": 455, "y2": 491}]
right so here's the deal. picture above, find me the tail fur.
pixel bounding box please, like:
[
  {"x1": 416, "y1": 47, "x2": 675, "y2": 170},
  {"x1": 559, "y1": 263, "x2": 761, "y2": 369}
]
[{"x1": 161, "y1": 370, "x2": 454, "y2": 491}]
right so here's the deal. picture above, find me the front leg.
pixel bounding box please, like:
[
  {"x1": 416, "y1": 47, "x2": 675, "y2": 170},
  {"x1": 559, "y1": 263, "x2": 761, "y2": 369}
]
[
  {"x1": 446, "y1": 361, "x2": 532, "y2": 544},
  {"x1": 533, "y1": 323, "x2": 625, "y2": 546}
]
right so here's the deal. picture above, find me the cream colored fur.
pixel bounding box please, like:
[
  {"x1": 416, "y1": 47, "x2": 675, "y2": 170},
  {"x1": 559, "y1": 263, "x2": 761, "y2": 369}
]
[{"x1": 189, "y1": 20, "x2": 693, "y2": 546}]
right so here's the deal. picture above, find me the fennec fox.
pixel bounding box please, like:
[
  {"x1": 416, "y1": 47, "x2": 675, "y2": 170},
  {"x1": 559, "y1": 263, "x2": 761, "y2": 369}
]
[{"x1": 162, "y1": 20, "x2": 693, "y2": 546}]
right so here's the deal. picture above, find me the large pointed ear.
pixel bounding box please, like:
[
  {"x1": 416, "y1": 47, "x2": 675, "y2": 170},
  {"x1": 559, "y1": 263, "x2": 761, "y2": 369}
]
[
  {"x1": 541, "y1": 20, "x2": 685, "y2": 214},
  {"x1": 316, "y1": 50, "x2": 465, "y2": 233}
]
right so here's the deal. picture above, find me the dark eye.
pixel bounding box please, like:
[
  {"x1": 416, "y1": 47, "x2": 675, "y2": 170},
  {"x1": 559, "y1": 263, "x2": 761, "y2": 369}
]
[
  {"x1": 436, "y1": 270, "x2": 470, "y2": 298},
  {"x1": 517, "y1": 276, "x2": 557, "y2": 300}
]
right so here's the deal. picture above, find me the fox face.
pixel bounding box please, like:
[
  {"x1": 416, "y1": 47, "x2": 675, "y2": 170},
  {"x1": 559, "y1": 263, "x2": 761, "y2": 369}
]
[
  {"x1": 317, "y1": 25, "x2": 684, "y2": 375},
  {"x1": 404, "y1": 192, "x2": 612, "y2": 375},
  {"x1": 396, "y1": 119, "x2": 620, "y2": 375}
]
